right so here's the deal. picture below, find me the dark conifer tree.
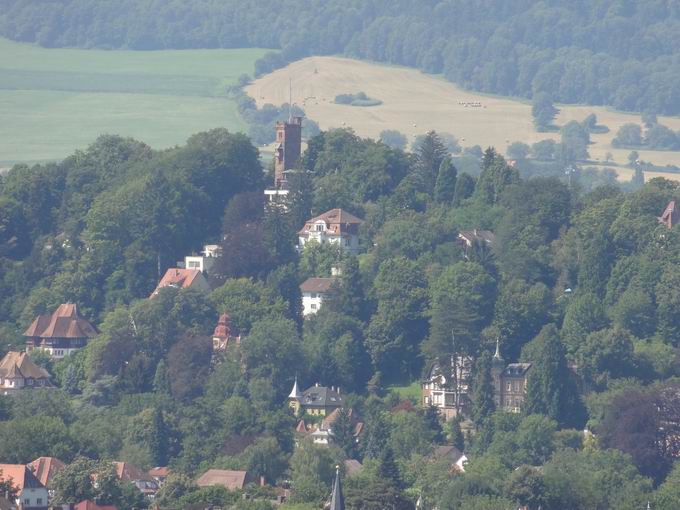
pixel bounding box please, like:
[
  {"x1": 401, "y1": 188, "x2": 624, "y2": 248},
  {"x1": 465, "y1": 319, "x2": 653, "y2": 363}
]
[
  {"x1": 378, "y1": 446, "x2": 402, "y2": 488},
  {"x1": 422, "y1": 404, "x2": 445, "y2": 444},
  {"x1": 471, "y1": 351, "x2": 495, "y2": 427},
  {"x1": 472, "y1": 352, "x2": 496, "y2": 427},
  {"x1": 524, "y1": 324, "x2": 585, "y2": 428},
  {"x1": 416, "y1": 131, "x2": 449, "y2": 193},
  {"x1": 433, "y1": 156, "x2": 457, "y2": 204},
  {"x1": 452, "y1": 172, "x2": 476, "y2": 206},
  {"x1": 331, "y1": 407, "x2": 356, "y2": 459}
]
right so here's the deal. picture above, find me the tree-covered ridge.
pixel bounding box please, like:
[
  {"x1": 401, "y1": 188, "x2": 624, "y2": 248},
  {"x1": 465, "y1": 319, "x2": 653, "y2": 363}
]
[
  {"x1": 3, "y1": 128, "x2": 680, "y2": 508},
  {"x1": 3, "y1": 0, "x2": 680, "y2": 114}
]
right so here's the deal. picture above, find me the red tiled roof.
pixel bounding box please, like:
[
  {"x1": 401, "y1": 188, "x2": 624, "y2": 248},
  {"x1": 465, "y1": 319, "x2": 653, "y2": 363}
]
[
  {"x1": 0, "y1": 464, "x2": 45, "y2": 491},
  {"x1": 299, "y1": 277, "x2": 337, "y2": 293},
  {"x1": 28, "y1": 457, "x2": 65, "y2": 488},
  {"x1": 147, "y1": 467, "x2": 170, "y2": 478},
  {"x1": 195, "y1": 469, "x2": 249, "y2": 491},
  {"x1": 150, "y1": 268, "x2": 204, "y2": 297},
  {"x1": 74, "y1": 501, "x2": 117, "y2": 510},
  {"x1": 23, "y1": 304, "x2": 97, "y2": 339},
  {"x1": 0, "y1": 352, "x2": 51, "y2": 381},
  {"x1": 213, "y1": 313, "x2": 239, "y2": 339},
  {"x1": 111, "y1": 462, "x2": 154, "y2": 483}
]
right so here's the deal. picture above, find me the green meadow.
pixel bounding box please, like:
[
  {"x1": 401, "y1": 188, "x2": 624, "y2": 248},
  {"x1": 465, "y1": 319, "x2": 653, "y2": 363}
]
[{"x1": 0, "y1": 38, "x2": 268, "y2": 165}]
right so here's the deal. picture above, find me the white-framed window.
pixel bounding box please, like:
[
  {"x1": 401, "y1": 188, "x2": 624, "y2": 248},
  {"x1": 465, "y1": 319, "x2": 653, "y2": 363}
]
[
  {"x1": 311, "y1": 304, "x2": 317, "y2": 310},
  {"x1": 506, "y1": 381, "x2": 511, "y2": 391},
  {"x1": 315, "y1": 224, "x2": 324, "y2": 231}
]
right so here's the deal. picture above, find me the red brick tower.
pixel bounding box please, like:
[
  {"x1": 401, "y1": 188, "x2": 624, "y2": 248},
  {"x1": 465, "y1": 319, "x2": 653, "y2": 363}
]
[{"x1": 274, "y1": 116, "x2": 302, "y2": 188}]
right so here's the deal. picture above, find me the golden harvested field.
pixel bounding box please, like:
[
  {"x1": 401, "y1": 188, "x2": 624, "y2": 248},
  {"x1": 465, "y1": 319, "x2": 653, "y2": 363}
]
[{"x1": 246, "y1": 56, "x2": 680, "y2": 180}]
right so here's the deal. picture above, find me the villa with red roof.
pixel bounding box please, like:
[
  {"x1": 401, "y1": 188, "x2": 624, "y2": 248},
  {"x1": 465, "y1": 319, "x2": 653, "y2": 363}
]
[
  {"x1": 150, "y1": 268, "x2": 210, "y2": 298},
  {"x1": 298, "y1": 209, "x2": 364, "y2": 255},
  {"x1": 23, "y1": 304, "x2": 97, "y2": 359}
]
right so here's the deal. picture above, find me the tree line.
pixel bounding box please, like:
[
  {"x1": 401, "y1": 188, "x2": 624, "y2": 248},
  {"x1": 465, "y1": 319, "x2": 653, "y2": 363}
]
[{"x1": 3, "y1": 0, "x2": 680, "y2": 114}]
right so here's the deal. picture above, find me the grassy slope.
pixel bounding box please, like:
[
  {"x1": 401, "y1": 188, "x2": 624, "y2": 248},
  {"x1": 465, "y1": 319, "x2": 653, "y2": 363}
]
[
  {"x1": 246, "y1": 56, "x2": 680, "y2": 178},
  {"x1": 0, "y1": 38, "x2": 268, "y2": 164}
]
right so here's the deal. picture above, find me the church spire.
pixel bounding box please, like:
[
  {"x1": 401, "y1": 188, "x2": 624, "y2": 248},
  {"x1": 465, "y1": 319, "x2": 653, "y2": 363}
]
[{"x1": 329, "y1": 466, "x2": 344, "y2": 510}]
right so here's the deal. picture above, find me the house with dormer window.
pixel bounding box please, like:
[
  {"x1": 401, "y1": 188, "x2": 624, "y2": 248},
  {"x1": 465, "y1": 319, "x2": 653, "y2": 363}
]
[{"x1": 298, "y1": 209, "x2": 363, "y2": 254}]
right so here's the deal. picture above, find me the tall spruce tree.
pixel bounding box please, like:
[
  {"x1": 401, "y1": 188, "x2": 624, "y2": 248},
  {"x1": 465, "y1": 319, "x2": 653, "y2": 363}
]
[
  {"x1": 471, "y1": 351, "x2": 495, "y2": 426},
  {"x1": 153, "y1": 359, "x2": 171, "y2": 396},
  {"x1": 433, "y1": 156, "x2": 457, "y2": 204},
  {"x1": 475, "y1": 148, "x2": 519, "y2": 204},
  {"x1": 331, "y1": 407, "x2": 356, "y2": 458},
  {"x1": 416, "y1": 131, "x2": 449, "y2": 193},
  {"x1": 149, "y1": 406, "x2": 170, "y2": 466},
  {"x1": 378, "y1": 446, "x2": 402, "y2": 488},
  {"x1": 524, "y1": 324, "x2": 584, "y2": 428},
  {"x1": 452, "y1": 172, "x2": 475, "y2": 206},
  {"x1": 325, "y1": 256, "x2": 366, "y2": 321}
]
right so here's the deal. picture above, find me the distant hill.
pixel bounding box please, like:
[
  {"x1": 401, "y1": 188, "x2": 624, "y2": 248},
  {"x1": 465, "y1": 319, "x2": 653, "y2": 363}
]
[{"x1": 3, "y1": 1, "x2": 680, "y2": 115}]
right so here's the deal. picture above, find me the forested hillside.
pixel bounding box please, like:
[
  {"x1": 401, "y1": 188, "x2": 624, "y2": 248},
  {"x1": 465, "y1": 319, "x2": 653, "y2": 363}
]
[
  {"x1": 3, "y1": 127, "x2": 680, "y2": 508},
  {"x1": 3, "y1": 0, "x2": 680, "y2": 114}
]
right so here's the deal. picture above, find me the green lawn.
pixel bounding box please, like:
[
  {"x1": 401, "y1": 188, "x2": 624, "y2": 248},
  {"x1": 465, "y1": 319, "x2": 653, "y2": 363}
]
[
  {"x1": 388, "y1": 381, "x2": 422, "y2": 402},
  {"x1": 0, "y1": 38, "x2": 268, "y2": 164}
]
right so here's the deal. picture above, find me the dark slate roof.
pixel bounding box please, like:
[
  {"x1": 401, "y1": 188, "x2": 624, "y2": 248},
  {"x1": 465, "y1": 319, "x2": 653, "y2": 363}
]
[
  {"x1": 300, "y1": 385, "x2": 343, "y2": 408},
  {"x1": 432, "y1": 445, "x2": 465, "y2": 463},
  {"x1": 329, "y1": 469, "x2": 344, "y2": 510},
  {"x1": 502, "y1": 363, "x2": 532, "y2": 377}
]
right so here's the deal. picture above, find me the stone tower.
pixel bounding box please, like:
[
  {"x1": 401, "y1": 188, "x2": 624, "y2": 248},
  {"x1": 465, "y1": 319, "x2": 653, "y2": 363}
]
[{"x1": 274, "y1": 116, "x2": 303, "y2": 188}]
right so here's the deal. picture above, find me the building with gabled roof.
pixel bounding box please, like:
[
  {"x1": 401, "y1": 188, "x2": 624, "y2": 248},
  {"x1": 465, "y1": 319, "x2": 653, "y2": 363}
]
[
  {"x1": 457, "y1": 229, "x2": 495, "y2": 259},
  {"x1": 298, "y1": 209, "x2": 363, "y2": 254},
  {"x1": 111, "y1": 462, "x2": 159, "y2": 498},
  {"x1": 73, "y1": 501, "x2": 117, "y2": 510},
  {"x1": 423, "y1": 340, "x2": 531, "y2": 417},
  {"x1": 28, "y1": 457, "x2": 65, "y2": 490},
  {"x1": 195, "y1": 469, "x2": 252, "y2": 491},
  {"x1": 491, "y1": 341, "x2": 532, "y2": 413},
  {"x1": 300, "y1": 277, "x2": 338, "y2": 316},
  {"x1": 288, "y1": 382, "x2": 343, "y2": 416},
  {"x1": 0, "y1": 464, "x2": 49, "y2": 510},
  {"x1": 659, "y1": 200, "x2": 680, "y2": 229},
  {"x1": 432, "y1": 445, "x2": 468, "y2": 473},
  {"x1": 0, "y1": 352, "x2": 52, "y2": 393},
  {"x1": 150, "y1": 268, "x2": 210, "y2": 298},
  {"x1": 24, "y1": 304, "x2": 97, "y2": 359}
]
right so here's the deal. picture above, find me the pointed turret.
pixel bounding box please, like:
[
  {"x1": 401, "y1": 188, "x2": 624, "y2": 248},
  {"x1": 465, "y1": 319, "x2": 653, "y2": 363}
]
[
  {"x1": 329, "y1": 466, "x2": 344, "y2": 510},
  {"x1": 288, "y1": 375, "x2": 302, "y2": 399},
  {"x1": 492, "y1": 337, "x2": 505, "y2": 366}
]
